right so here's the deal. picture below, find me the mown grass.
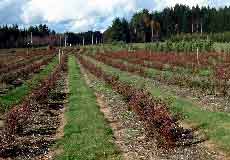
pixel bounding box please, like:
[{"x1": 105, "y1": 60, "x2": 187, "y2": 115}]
[
  {"x1": 55, "y1": 55, "x2": 121, "y2": 160},
  {"x1": 85, "y1": 55, "x2": 230, "y2": 154},
  {"x1": 0, "y1": 56, "x2": 58, "y2": 111}
]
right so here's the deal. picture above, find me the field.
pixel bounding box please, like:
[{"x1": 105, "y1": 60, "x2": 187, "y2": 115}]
[{"x1": 0, "y1": 45, "x2": 229, "y2": 160}]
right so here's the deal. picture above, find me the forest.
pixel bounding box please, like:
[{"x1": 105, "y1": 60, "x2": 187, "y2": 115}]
[
  {"x1": 103, "y1": 4, "x2": 230, "y2": 43},
  {"x1": 1, "y1": 4, "x2": 230, "y2": 49}
]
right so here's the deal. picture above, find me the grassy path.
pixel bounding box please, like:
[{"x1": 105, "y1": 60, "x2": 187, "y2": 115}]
[
  {"x1": 0, "y1": 56, "x2": 58, "y2": 111},
  {"x1": 55, "y1": 55, "x2": 121, "y2": 160},
  {"x1": 85, "y1": 55, "x2": 230, "y2": 155}
]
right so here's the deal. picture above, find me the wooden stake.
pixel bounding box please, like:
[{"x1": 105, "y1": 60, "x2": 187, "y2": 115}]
[
  {"x1": 83, "y1": 37, "x2": 85, "y2": 46},
  {"x1": 197, "y1": 47, "x2": 200, "y2": 66},
  {"x1": 59, "y1": 49, "x2": 61, "y2": 64}
]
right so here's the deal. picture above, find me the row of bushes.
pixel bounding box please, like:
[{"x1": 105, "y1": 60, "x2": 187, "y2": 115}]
[
  {"x1": 91, "y1": 52, "x2": 230, "y2": 96},
  {"x1": 78, "y1": 54, "x2": 193, "y2": 147},
  {"x1": 144, "y1": 40, "x2": 214, "y2": 53},
  {"x1": 170, "y1": 32, "x2": 230, "y2": 43}
]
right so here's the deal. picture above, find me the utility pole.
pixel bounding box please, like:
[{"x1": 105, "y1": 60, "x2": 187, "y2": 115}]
[
  {"x1": 59, "y1": 35, "x2": 62, "y2": 47},
  {"x1": 31, "y1": 32, "x2": 33, "y2": 49},
  {"x1": 59, "y1": 49, "x2": 61, "y2": 64},
  {"x1": 192, "y1": 23, "x2": 194, "y2": 33},
  {"x1": 83, "y1": 37, "x2": 85, "y2": 46},
  {"x1": 151, "y1": 27, "x2": 154, "y2": 42},
  {"x1": 151, "y1": 20, "x2": 154, "y2": 42},
  {"x1": 59, "y1": 35, "x2": 62, "y2": 61},
  {"x1": 197, "y1": 48, "x2": 200, "y2": 66},
  {"x1": 200, "y1": 22, "x2": 203, "y2": 35},
  {"x1": 64, "y1": 34, "x2": 67, "y2": 47},
  {"x1": 92, "y1": 34, "x2": 94, "y2": 45},
  {"x1": 31, "y1": 32, "x2": 33, "y2": 44}
]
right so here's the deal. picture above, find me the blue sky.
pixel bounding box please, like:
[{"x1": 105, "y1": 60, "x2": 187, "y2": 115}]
[{"x1": 0, "y1": 0, "x2": 230, "y2": 33}]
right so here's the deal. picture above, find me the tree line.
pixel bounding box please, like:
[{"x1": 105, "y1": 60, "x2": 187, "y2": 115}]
[
  {"x1": 103, "y1": 4, "x2": 230, "y2": 43},
  {"x1": 2, "y1": 4, "x2": 230, "y2": 49},
  {"x1": 0, "y1": 23, "x2": 103, "y2": 48},
  {"x1": 66, "y1": 31, "x2": 103, "y2": 46},
  {"x1": 0, "y1": 24, "x2": 60, "y2": 48}
]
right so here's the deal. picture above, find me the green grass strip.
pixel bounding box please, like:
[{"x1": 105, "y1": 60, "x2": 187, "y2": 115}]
[
  {"x1": 86, "y1": 55, "x2": 230, "y2": 154},
  {"x1": 55, "y1": 55, "x2": 121, "y2": 160},
  {"x1": 0, "y1": 56, "x2": 58, "y2": 111}
]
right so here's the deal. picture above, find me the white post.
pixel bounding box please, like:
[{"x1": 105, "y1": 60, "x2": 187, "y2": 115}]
[
  {"x1": 83, "y1": 37, "x2": 85, "y2": 46},
  {"x1": 31, "y1": 32, "x2": 33, "y2": 44},
  {"x1": 192, "y1": 23, "x2": 194, "y2": 33},
  {"x1": 151, "y1": 26, "x2": 154, "y2": 42},
  {"x1": 201, "y1": 22, "x2": 203, "y2": 35},
  {"x1": 92, "y1": 34, "x2": 94, "y2": 45},
  {"x1": 59, "y1": 49, "x2": 61, "y2": 64},
  {"x1": 64, "y1": 35, "x2": 67, "y2": 47},
  {"x1": 197, "y1": 47, "x2": 199, "y2": 66}
]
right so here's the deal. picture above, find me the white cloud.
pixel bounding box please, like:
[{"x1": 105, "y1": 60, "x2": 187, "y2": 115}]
[
  {"x1": 21, "y1": 0, "x2": 216, "y2": 32},
  {"x1": 21, "y1": 0, "x2": 141, "y2": 32},
  {"x1": 0, "y1": 0, "x2": 229, "y2": 32},
  {"x1": 0, "y1": 0, "x2": 26, "y2": 24},
  {"x1": 154, "y1": 0, "x2": 208, "y2": 10}
]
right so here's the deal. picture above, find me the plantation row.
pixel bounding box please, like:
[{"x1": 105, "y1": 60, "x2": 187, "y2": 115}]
[
  {"x1": 0, "y1": 54, "x2": 56, "y2": 84},
  {"x1": 0, "y1": 51, "x2": 55, "y2": 74},
  {"x1": 0, "y1": 49, "x2": 55, "y2": 69},
  {"x1": 78, "y1": 54, "x2": 195, "y2": 147},
  {"x1": 144, "y1": 40, "x2": 214, "y2": 53},
  {"x1": 88, "y1": 53, "x2": 230, "y2": 96},
  {"x1": 103, "y1": 50, "x2": 230, "y2": 69},
  {"x1": 0, "y1": 52, "x2": 67, "y2": 158},
  {"x1": 7, "y1": 54, "x2": 67, "y2": 133},
  {"x1": 170, "y1": 32, "x2": 230, "y2": 43},
  {"x1": 97, "y1": 50, "x2": 230, "y2": 85}
]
